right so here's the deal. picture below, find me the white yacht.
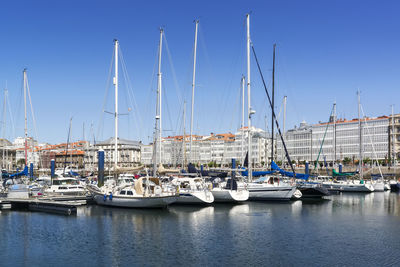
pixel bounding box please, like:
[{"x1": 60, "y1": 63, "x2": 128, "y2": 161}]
[
  {"x1": 323, "y1": 179, "x2": 374, "y2": 192},
  {"x1": 89, "y1": 177, "x2": 177, "y2": 208},
  {"x1": 6, "y1": 184, "x2": 30, "y2": 198},
  {"x1": 318, "y1": 176, "x2": 374, "y2": 192},
  {"x1": 210, "y1": 178, "x2": 249, "y2": 202},
  {"x1": 117, "y1": 174, "x2": 136, "y2": 187},
  {"x1": 339, "y1": 180, "x2": 374, "y2": 192},
  {"x1": 247, "y1": 176, "x2": 298, "y2": 201},
  {"x1": 45, "y1": 177, "x2": 86, "y2": 196},
  {"x1": 172, "y1": 177, "x2": 214, "y2": 204}
]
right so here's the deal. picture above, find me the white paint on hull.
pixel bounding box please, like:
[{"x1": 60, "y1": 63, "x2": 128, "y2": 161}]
[
  {"x1": 94, "y1": 194, "x2": 177, "y2": 208},
  {"x1": 211, "y1": 188, "x2": 249, "y2": 202},
  {"x1": 174, "y1": 191, "x2": 214, "y2": 204},
  {"x1": 248, "y1": 184, "x2": 296, "y2": 200}
]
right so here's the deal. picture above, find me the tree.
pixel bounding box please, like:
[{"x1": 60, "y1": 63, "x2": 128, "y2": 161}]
[
  {"x1": 364, "y1": 157, "x2": 372, "y2": 165},
  {"x1": 343, "y1": 157, "x2": 351, "y2": 165},
  {"x1": 16, "y1": 159, "x2": 26, "y2": 168}
]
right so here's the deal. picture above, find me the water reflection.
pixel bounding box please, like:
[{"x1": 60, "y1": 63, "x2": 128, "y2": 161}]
[
  {"x1": 1, "y1": 193, "x2": 400, "y2": 266},
  {"x1": 327, "y1": 191, "x2": 400, "y2": 216}
]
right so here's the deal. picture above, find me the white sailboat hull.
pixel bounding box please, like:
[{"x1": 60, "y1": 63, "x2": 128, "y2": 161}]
[
  {"x1": 93, "y1": 194, "x2": 177, "y2": 208},
  {"x1": 211, "y1": 188, "x2": 249, "y2": 202},
  {"x1": 340, "y1": 183, "x2": 374, "y2": 192},
  {"x1": 174, "y1": 191, "x2": 214, "y2": 204},
  {"x1": 372, "y1": 182, "x2": 385, "y2": 192},
  {"x1": 322, "y1": 182, "x2": 344, "y2": 191},
  {"x1": 248, "y1": 184, "x2": 297, "y2": 200},
  {"x1": 322, "y1": 181, "x2": 374, "y2": 192},
  {"x1": 384, "y1": 183, "x2": 391, "y2": 191}
]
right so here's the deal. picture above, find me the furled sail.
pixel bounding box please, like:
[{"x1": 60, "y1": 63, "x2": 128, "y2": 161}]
[
  {"x1": 9, "y1": 166, "x2": 29, "y2": 178},
  {"x1": 271, "y1": 161, "x2": 309, "y2": 180},
  {"x1": 332, "y1": 169, "x2": 357, "y2": 177}
]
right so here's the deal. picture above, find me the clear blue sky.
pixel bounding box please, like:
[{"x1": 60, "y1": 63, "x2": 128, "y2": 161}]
[{"x1": 0, "y1": 0, "x2": 399, "y2": 144}]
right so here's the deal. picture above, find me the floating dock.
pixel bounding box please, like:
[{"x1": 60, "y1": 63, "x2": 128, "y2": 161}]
[{"x1": 0, "y1": 196, "x2": 92, "y2": 215}]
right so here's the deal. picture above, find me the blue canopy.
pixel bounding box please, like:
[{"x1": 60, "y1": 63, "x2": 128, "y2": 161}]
[{"x1": 271, "y1": 161, "x2": 309, "y2": 180}]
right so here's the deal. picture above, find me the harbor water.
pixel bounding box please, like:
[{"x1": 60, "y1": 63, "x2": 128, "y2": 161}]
[{"x1": 1, "y1": 192, "x2": 400, "y2": 266}]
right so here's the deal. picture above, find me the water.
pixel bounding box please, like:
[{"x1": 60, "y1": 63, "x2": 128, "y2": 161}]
[{"x1": 1, "y1": 192, "x2": 400, "y2": 267}]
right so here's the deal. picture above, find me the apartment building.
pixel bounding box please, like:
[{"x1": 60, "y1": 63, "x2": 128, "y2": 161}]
[{"x1": 277, "y1": 116, "x2": 390, "y2": 163}]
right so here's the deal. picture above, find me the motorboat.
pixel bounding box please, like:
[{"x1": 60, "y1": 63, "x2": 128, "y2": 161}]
[{"x1": 44, "y1": 177, "x2": 86, "y2": 196}]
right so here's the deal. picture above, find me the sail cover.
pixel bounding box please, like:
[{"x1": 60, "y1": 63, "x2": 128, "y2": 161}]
[
  {"x1": 241, "y1": 169, "x2": 276, "y2": 177},
  {"x1": 271, "y1": 161, "x2": 309, "y2": 180},
  {"x1": 9, "y1": 166, "x2": 29, "y2": 178},
  {"x1": 332, "y1": 169, "x2": 357, "y2": 177}
]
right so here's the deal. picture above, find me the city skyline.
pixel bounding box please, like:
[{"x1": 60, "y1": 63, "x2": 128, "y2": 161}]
[{"x1": 0, "y1": 0, "x2": 399, "y2": 145}]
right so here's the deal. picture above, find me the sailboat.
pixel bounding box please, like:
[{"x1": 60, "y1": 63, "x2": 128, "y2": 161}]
[
  {"x1": 243, "y1": 15, "x2": 297, "y2": 200},
  {"x1": 210, "y1": 159, "x2": 249, "y2": 202},
  {"x1": 338, "y1": 91, "x2": 374, "y2": 192},
  {"x1": 210, "y1": 78, "x2": 249, "y2": 203},
  {"x1": 165, "y1": 21, "x2": 214, "y2": 204},
  {"x1": 5, "y1": 69, "x2": 45, "y2": 198},
  {"x1": 90, "y1": 39, "x2": 177, "y2": 208},
  {"x1": 180, "y1": 21, "x2": 248, "y2": 203}
]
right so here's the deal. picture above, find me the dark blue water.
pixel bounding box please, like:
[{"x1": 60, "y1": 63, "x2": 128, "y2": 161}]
[{"x1": 1, "y1": 192, "x2": 400, "y2": 267}]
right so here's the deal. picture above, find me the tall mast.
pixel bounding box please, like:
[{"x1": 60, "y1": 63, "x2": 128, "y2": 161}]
[
  {"x1": 2, "y1": 87, "x2": 7, "y2": 169},
  {"x1": 241, "y1": 75, "x2": 245, "y2": 164},
  {"x1": 113, "y1": 39, "x2": 119, "y2": 170},
  {"x1": 153, "y1": 28, "x2": 163, "y2": 175},
  {"x1": 333, "y1": 101, "x2": 337, "y2": 166},
  {"x1": 264, "y1": 115, "x2": 268, "y2": 166},
  {"x1": 392, "y1": 104, "x2": 395, "y2": 166},
  {"x1": 190, "y1": 20, "x2": 199, "y2": 164},
  {"x1": 23, "y1": 69, "x2": 28, "y2": 166},
  {"x1": 358, "y1": 90, "x2": 363, "y2": 180},
  {"x1": 158, "y1": 29, "x2": 163, "y2": 166},
  {"x1": 246, "y1": 14, "x2": 253, "y2": 182},
  {"x1": 271, "y1": 44, "x2": 276, "y2": 169},
  {"x1": 281, "y1": 95, "x2": 287, "y2": 165},
  {"x1": 63, "y1": 117, "x2": 72, "y2": 175},
  {"x1": 183, "y1": 101, "x2": 187, "y2": 167}
]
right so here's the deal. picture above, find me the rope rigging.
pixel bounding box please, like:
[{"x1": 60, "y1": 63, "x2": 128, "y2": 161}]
[
  {"x1": 251, "y1": 42, "x2": 296, "y2": 175},
  {"x1": 97, "y1": 48, "x2": 115, "y2": 141},
  {"x1": 314, "y1": 104, "x2": 335, "y2": 170}
]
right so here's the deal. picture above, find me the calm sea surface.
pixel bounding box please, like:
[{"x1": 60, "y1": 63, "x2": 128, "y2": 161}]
[{"x1": 1, "y1": 192, "x2": 400, "y2": 267}]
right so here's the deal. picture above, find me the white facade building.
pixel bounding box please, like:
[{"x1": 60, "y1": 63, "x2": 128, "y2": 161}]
[
  {"x1": 277, "y1": 116, "x2": 390, "y2": 164},
  {"x1": 84, "y1": 137, "x2": 141, "y2": 171},
  {"x1": 140, "y1": 127, "x2": 271, "y2": 166}
]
